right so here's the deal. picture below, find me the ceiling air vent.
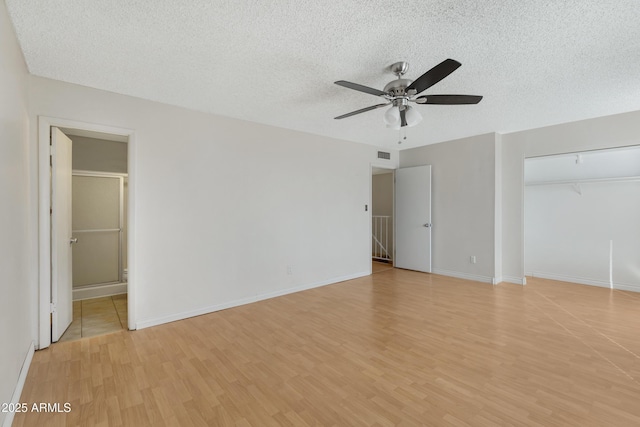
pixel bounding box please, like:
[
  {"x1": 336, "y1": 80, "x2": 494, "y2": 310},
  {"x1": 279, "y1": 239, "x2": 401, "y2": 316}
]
[{"x1": 377, "y1": 151, "x2": 391, "y2": 160}]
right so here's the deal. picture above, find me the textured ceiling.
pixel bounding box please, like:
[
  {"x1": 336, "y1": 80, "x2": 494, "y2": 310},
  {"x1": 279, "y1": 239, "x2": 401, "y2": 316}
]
[{"x1": 7, "y1": 1, "x2": 640, "y2": 150}]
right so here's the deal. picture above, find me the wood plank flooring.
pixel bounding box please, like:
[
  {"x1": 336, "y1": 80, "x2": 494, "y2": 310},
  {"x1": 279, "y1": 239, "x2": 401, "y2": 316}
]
[{"x1": 15, "y1": 270, "x2": 640, "y2": 426}]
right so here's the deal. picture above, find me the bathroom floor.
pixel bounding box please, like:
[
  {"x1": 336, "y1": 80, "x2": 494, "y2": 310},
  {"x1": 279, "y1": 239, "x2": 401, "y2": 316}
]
[{"x1": 58, "y1": 294, "x2": 128, "y2": 342}]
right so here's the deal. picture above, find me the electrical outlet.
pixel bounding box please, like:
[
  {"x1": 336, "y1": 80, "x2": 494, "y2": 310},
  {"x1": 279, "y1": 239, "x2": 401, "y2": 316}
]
[
  {"x1": 286, "y1": 265, "x2": 293, "y2": 275},
  {"x1": 470, "y1": 256, "x2": 477, "y2": 264}
]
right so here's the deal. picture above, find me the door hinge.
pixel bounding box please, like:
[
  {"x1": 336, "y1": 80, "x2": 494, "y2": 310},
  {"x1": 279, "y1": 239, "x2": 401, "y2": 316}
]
[{"x1": 50, "y1": 303, "x2": 56, "y2": 313}]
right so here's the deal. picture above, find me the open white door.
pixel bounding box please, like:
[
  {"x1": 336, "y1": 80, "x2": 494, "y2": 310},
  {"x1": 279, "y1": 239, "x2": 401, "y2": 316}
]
[
  {"x1": 51, "y1": 127, "x2": 73, "y2": 341},
  {"x1": 395, "y1": 165, "x2": 432, "y2": 273}
]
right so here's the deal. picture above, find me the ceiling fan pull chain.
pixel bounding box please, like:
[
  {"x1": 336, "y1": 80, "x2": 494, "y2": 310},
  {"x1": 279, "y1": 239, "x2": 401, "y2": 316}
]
[{"x1": 398, "y1": 128, "x2": 408, "y2": 145}]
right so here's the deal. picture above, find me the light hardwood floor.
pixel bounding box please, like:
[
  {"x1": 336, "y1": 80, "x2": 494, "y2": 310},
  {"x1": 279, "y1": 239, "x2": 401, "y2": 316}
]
[{"x1": 15, "y1": 270, "x2": 640, "y2": 426}]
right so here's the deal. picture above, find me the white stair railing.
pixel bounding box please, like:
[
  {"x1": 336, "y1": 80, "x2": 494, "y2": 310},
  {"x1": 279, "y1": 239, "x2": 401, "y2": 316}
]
[{"x1": 372, "y1": 215, "x2": 392, "y2": 261}]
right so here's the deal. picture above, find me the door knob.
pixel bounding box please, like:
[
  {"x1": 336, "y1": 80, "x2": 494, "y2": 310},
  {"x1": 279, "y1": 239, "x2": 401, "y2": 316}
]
[{"x1": 70, "y1": 238, "x2": 78, "y2": 244}]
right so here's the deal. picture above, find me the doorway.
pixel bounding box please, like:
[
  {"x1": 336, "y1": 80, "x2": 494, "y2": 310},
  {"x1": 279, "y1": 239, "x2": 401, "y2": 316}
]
[
  {"x1": 60, "y1": 133, "x2": 129, "y2": 342},
  {"x1": 38, "y1": 117, "x2": 136, "y2": 349},
  {"x1": 371, "y1": 167, "x2": 394, "y2": 273},
  {"x1": 370, "y1": 163, "x2": 433, "y2": 275}
]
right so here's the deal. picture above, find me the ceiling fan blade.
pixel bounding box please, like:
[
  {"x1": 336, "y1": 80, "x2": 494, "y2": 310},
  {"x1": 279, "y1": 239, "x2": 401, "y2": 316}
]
[
  {"x1": 415, "y1": 95, "x2": 483, "y2": 105},
  {"x1": 334, "y1": 80, "x2": 388, "y2": 97},
  {"x1": 406, "y1": 59, "x2": 461, "y2": 95},
  {"x1": 334, "y1": 103, "x2": 389, "y2": 120},
  {"x1": 400, "y1": 108, "x2": 407, "y2": 127}
]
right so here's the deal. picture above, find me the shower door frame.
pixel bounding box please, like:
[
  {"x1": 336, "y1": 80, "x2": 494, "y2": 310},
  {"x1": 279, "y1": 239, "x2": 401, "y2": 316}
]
[{"x1": 72, "y1": 170, "x2": 127, "y2": 287}]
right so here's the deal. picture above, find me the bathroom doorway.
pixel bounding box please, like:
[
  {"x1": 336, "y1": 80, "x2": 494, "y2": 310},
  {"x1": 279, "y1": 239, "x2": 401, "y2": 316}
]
[
  {"x1": 58, "y1": 130, "x2": 130, "y2": 342},
  {"x1": 38, "y1": 117, "x2": 136, "y2": 349}
]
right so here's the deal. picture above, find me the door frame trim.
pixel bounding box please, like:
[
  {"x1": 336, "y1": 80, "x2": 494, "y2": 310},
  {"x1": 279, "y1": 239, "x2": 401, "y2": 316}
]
[{"x1": 38, "y1": 116, "x2": 137, "y2": 349}]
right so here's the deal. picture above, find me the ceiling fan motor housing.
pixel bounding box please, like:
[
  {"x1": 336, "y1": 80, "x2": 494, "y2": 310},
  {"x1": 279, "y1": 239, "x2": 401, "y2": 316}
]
[
  {"x1": 383, "y1": 78, "x2": 412, "y2": 97},
  {"x1": 390, "y1": 61, "x2": 409, "y2": 77},
  {"x1": 391, "y1": 98, "x2": 409, "y2": 109}
]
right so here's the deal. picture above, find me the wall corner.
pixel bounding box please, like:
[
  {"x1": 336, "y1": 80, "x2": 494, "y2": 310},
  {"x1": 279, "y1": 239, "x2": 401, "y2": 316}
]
[{"x1": 493, "y1": 133, "x2": 503, "y2": 282}]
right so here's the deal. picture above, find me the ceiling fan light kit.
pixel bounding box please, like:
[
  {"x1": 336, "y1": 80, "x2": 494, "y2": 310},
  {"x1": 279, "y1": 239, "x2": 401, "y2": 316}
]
[
  {"x1": 334, "y1": 59, "x2": 483, "y2": 131},
  {"x1": 384, "y1": 106, "x2": 401, "y2": 127},
  {"x1": 404, "y1": 106, "x2": 423, "y2": 126},
  {"x1": 384, "y1": 105, "x2": 422, "y2": 130}
]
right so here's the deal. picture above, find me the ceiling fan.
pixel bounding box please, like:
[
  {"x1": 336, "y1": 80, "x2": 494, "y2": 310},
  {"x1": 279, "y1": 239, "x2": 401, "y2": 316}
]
[{"x1": 334, "y1": 59, "x2": 482, "y2": 129}]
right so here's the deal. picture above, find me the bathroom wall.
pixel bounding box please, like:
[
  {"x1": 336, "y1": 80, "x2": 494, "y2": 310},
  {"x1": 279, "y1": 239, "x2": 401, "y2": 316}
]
[{"x1": 71, "y1": 135, "x2": 127, "y2": 173}]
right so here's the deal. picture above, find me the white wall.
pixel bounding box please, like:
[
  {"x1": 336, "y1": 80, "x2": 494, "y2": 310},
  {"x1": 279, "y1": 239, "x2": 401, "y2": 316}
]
[
  {"x1": 502, "y1": 110, "x2": 640, "y2": 282},
  {"x1": 28, "y1": 75, "x2": 398, "y2": 329},
  {"x1": 399, "y1": 133, "x2": 498, "y2": 282},
  {"x1": 372, "y1": 173, "x2": 393, "y2": 216},
  {"x1": 0, "y1": 1, "x2": 33, "y2": 425}
]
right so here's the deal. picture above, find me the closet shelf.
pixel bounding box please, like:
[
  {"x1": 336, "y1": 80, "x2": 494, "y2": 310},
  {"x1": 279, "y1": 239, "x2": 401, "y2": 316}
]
[{"x1": 525, "y1": 176, "x2": 640, "y2": 186}]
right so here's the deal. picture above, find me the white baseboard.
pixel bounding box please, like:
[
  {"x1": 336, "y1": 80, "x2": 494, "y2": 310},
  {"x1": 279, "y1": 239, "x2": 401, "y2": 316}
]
[
  {"x1": 502, "y1": 276, "x2": 527, "y2": 285},
  {"x1": 529, "y1": 271, "x2": 639, "y2": 292},
  {"x1": 2, "y1": 341, "x2": 35, "y2": 427},
  {"x1": 431, "y1": 268, "x2": 494, "y2": 284},
  {"x1": 136, "y1": 271, "x2": 370, "y2": 330},
  {"x1": 73, "y1": 282, "x2": 127, "y2": 301},
  {"x1": 615, "y1": 283, "x2": 640, "y2": 293}
]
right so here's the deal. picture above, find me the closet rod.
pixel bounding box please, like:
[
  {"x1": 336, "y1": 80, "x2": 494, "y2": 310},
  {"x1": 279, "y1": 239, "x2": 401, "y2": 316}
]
[{"x1": 525, "y1": 176, "x2": 640, "y2": 186}]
